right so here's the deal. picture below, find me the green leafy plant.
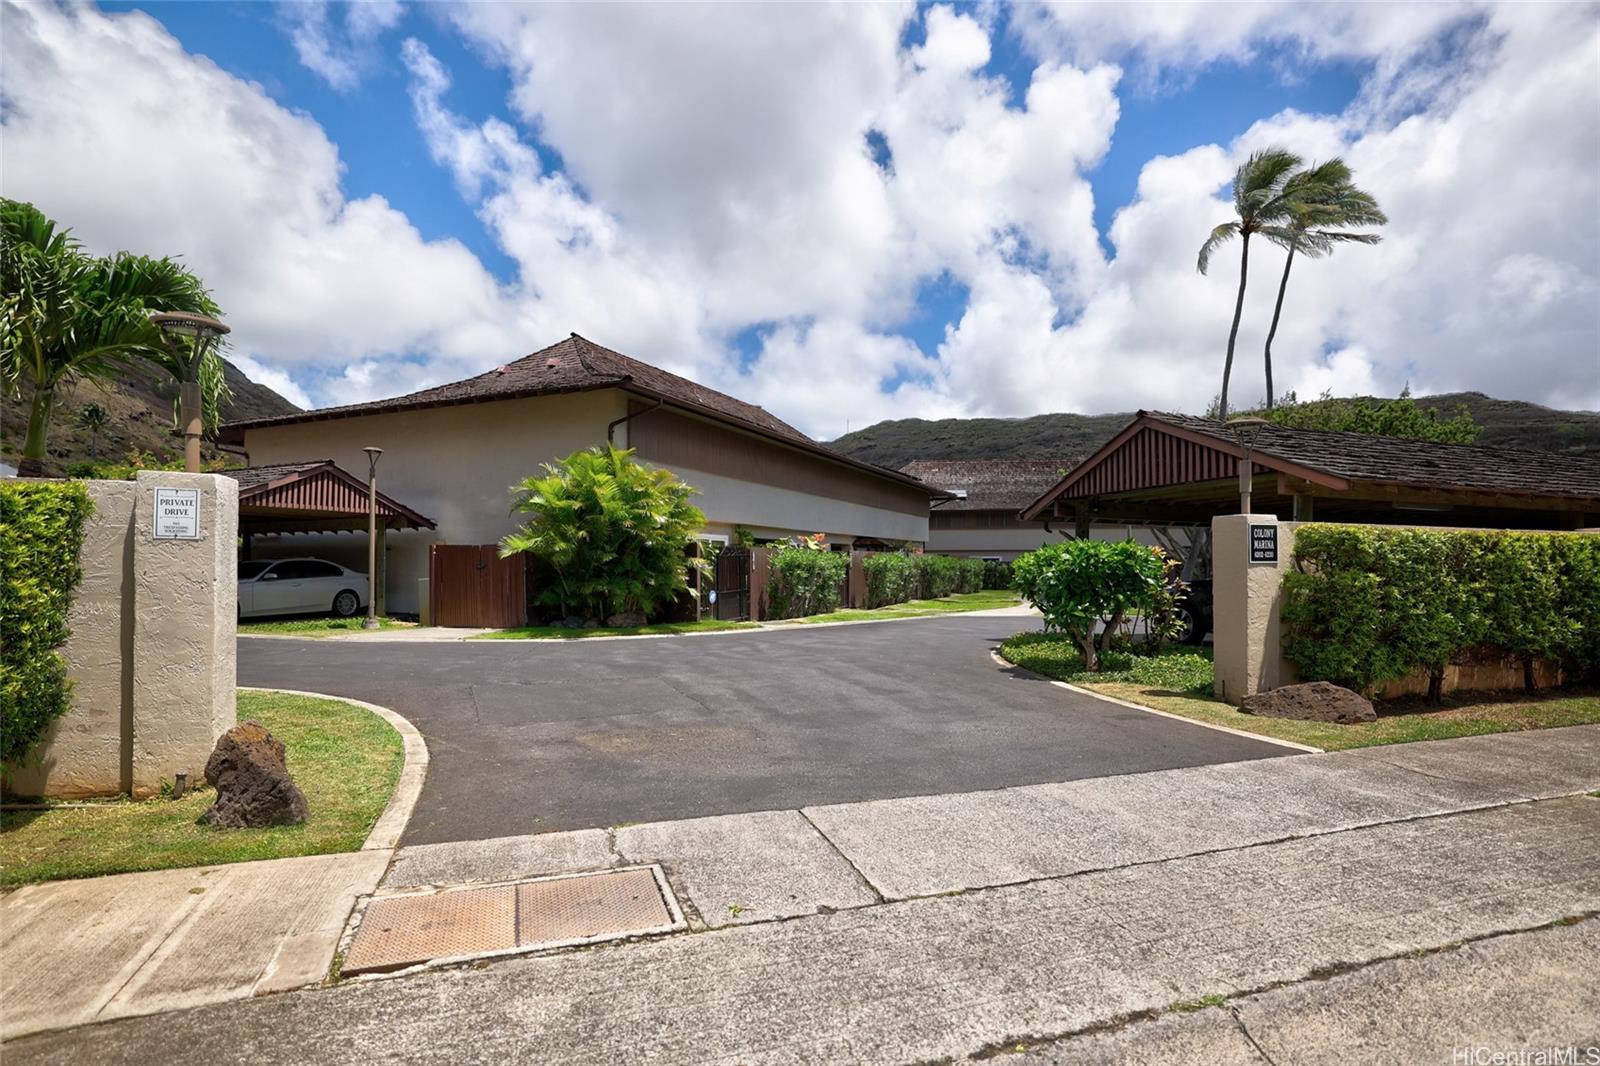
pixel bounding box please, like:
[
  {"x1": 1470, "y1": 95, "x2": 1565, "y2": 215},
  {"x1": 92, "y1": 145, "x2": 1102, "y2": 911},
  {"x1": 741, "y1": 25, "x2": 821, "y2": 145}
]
[
  {"x1": 1239, "y1": 390, "x2": 1479, "y2": 444},
  {"x1": 1001, "y1": 633, "x2": 1214, "y2": 694},
  {"x1": 980, "y1": 559, "x2": 1014, "y2": 591},
  {"x1": 1283, "y1": 525, "x2": 1599, "y2": 697},
  {"x1": 2, "y1": 199, "x2": 228, "y2": 477},
  {"x1": 863, "y1": 551, "x2": 919, "y2": 608},
  {"x1": 1011, "y1": 539, "x2": 1167, "y2": 671},
  {"x1": 766, "y1": 547, "x2": 848, "y2": 619},
  {"x1": 499, "y1": 445, "x2": 706, "y2": 624},
  {"x1": 2, "y1": 481, "x2": 93, "y2": 766}
]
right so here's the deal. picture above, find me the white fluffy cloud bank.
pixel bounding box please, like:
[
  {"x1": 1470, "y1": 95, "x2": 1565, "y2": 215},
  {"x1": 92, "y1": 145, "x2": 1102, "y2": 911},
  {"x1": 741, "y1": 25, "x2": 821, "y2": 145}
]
[{"x1": 3, "y1": 1, "x2": 1596, "y2": 438}]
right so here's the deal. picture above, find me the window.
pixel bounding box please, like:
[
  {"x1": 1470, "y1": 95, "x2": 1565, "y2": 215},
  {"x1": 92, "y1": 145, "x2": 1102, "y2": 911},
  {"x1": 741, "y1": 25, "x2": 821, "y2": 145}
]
[
  {"x1": 272, "y1": 560, "x2": 343, "y2": 580},
  {"x1": 239, "y1": 560, "x2": 273, "y2": 580}
]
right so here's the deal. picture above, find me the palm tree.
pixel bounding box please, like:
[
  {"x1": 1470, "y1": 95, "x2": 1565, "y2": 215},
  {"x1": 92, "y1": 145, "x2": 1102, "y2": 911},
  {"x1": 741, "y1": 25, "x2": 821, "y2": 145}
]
[
  {"x1": 1, "y1": 200, "x2": 227, "y2": 476},
  {"x1": 74, "y1": 401, "x2": 109, "y2": 459},
  {"x1": 1196, "y1": 147, "x2": 1303, "y2": 419},
  {"x1": 1257, "y1": 161, "x2": 1387, "y2": 407}
]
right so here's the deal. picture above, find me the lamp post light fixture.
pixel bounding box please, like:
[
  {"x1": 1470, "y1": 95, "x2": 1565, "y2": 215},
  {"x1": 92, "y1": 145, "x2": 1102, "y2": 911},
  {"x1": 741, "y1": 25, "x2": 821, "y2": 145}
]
[
  {"x1": 150, "y1": 311, "x2": 230, "y2": 473},
  {"x1": 363, "y1": 447, "x2": 383, "y2": 629},
  {"x1": 1227, "y1": 416, "x2": 1270, "y2": 515}
]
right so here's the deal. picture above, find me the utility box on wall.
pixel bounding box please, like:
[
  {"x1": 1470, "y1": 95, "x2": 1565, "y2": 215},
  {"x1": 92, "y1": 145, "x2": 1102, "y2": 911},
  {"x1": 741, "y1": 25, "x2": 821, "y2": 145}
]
[{"x1": 8, "y1": 472, "x2": 238, "y2": 798}]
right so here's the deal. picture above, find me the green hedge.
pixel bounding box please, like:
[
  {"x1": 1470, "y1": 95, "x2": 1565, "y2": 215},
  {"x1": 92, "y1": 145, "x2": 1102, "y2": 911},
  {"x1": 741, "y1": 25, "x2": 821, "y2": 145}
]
[
  {"x1": 1283, "y1": 525, "x2": 1600, "y2": 696},
  {"x1": 2, "y1": 481, "x2": 93, "y2": 765},
  {"x1": 861, "y1": 552, "x2": 986, "y2": 607},
  {"x1": 863, "y1": 552, "x2": 919, "y2": 608},
  {"x1": 766, "y1": 548, "x2": 849, "y2": 619},
  {"x1": 981, "y1": 559, "x2": 1014, "y2": 590}
]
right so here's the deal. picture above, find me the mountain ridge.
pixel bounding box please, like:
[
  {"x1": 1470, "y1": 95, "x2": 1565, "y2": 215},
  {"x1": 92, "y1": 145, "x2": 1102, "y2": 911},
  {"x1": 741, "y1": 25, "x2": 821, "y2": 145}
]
[{"x1": 827, "y1": 392, "x2": 1600, "y2": 469}]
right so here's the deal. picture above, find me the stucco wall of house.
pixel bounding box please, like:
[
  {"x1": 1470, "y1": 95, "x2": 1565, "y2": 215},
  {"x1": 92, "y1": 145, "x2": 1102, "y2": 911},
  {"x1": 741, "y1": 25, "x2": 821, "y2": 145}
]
[
  {"x1": 242, "y1": 389, "x2": 931, "y2": 612},
  {"x1": 242, "y1": 390, "x2": 627, "y2": 614},
  {"x1": 9, "y1": 472, "x2": 237, "y2": 798},
  {"x1": 666, "y1": 467, "x2": 929, "y2": 545}
]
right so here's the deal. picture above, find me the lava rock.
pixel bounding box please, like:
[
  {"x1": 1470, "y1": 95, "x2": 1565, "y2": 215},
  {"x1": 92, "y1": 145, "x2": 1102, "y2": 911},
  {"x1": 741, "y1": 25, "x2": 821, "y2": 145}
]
[
  {"x1": 1241, "y1": 681, "x2": 1376, "y2": 724},
  {"x1": 604, "y1": 611, "x2": 647, "y2": 628},
  {"x1": 202, "y1": 720, "x2": 309, "y2": 828}
]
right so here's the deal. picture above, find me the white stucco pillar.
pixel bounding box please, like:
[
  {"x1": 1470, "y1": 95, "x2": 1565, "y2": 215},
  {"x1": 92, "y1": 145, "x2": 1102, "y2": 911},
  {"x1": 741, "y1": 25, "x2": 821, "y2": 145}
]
[
  {"x1": 1211, "y1": 515, "x2": 1300, "y2": 704},
  {"x1": 129, "y1": 471, "x2": 238, "y2": 795}
]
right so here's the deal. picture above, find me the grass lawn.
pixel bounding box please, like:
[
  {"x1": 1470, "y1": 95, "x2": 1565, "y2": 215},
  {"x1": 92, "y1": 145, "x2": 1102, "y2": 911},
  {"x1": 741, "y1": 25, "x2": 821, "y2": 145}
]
[
  {"x1": 472, "y1": 618, "x2": 759, "y2": 640},
  {"x1": 0, "y1": 690, "x2": 404, "y2": 888},
  {"x1": 999, "y1": 631, "x2": 1600, "y2": 752},
  {"x1": 786, "y1": 588, "x2": 1020, "y2": 625},
  {"x1": 239, "y1": 616, "x2": 416, "y2": 637}
]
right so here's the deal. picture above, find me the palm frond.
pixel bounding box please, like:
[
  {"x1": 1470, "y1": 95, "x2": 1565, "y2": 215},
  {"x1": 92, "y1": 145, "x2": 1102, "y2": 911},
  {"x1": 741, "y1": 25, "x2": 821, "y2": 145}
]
[{"x1": 1196, "y1": 221, "x2": 1239, "y2": 275}]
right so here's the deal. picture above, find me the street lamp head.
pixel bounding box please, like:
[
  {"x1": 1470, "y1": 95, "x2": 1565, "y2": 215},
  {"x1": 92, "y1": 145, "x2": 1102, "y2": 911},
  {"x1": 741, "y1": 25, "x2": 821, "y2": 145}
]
[
  {"x1": 363, "y1": 446, "x2": 382, "y2": 477},
  {"x1": 150, "y1": 311, "x2": 230, "y2": 341},
  {"x1": 1226, "y1": 415, "x2": 1270, "y2": 449},
  {"x1": 362, "y1": 446, "x2": 383, "y2": 459}
]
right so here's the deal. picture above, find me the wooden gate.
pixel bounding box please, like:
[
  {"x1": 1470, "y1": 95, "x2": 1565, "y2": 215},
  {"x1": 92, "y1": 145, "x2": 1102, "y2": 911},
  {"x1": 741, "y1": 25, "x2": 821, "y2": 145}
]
[
  {"x1": 429, "y1": 545, "x2": 526, "y2": 628},
  {"x1": 708, "y1": 547, "x2": 751, "y2": 621}
]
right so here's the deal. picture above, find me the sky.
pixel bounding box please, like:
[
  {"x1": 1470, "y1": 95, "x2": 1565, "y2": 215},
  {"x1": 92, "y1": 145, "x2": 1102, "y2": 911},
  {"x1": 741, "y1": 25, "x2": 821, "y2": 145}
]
[{"x1": 3, "y1": 1, "x2": 1597, "y2": 440}]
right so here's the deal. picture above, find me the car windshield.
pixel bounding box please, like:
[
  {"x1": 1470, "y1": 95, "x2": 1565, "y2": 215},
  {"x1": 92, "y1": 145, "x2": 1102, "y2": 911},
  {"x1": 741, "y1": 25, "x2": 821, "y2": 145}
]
[{"x1": 239, "y1": 560, "x2": 274, "y2": 580}]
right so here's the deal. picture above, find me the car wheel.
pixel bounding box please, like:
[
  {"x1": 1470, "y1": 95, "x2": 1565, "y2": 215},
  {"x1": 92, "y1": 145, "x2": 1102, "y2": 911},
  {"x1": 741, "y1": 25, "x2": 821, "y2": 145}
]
[
  {"x1": 1177, "y1": 605, "x2": 1206, "y2": 645},
  {"x1": 332, "y1": 589, "x2": 361, "y2": 617}
]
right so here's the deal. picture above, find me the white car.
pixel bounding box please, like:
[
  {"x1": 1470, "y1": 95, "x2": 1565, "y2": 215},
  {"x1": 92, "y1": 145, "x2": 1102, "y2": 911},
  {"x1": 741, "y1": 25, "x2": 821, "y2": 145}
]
[{"x1": 238, "y1": 557, "x2": 369, "y2": 619}]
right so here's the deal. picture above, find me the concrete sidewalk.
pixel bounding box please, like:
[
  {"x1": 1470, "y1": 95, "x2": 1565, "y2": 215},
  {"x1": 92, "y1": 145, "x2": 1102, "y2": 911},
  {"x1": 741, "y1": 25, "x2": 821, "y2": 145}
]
[{"x1": 5, "y1": 725, "x2": 1597, "y2": 1060}]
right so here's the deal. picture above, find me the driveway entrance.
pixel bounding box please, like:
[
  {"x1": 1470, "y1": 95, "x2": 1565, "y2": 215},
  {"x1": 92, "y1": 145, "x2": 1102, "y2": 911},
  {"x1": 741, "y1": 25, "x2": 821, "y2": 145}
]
[{"x1": 239, "y1": 614, "x2": 1290, "y2": 845}]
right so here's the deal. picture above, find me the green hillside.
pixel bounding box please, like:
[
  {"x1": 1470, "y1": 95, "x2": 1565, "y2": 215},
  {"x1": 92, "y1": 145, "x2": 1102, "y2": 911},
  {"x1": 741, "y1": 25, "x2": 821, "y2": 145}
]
[
  {"x1": 829, "y1": 392, "x2": 1600, "y2": 468},
  {"x1": 2, "y1": 360, "x2": 301, "y2": 473}
]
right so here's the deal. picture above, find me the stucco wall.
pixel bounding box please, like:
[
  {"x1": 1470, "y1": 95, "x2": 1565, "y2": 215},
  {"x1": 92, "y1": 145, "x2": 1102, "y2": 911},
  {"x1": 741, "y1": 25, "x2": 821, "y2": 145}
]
[
  {"x1": 243, "y1": 390, "x2": 933, "y2": 610},
  {"x1": 243, "y1": 391, "x2": 627, "y2": 614},
  {"x1": 9, "y1": 472, "x2": 237, "y2": 798},
  {"x1": 1211, "y1": 515, "x2": 1299, "y2": 704}
]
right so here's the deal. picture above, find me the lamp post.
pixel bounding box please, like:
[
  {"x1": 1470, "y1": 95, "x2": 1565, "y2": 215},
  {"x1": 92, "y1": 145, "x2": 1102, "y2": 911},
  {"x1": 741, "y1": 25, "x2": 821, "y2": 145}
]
[
  {"x1": 150, "y1": 312, "x2": 230, "y2": 473},
  {"x1": 363, "y1": 446, "x2": 383, "y2": 630},
  {"x1": 1226, "y1": 416, "x2": 1269, "y2": 514}
]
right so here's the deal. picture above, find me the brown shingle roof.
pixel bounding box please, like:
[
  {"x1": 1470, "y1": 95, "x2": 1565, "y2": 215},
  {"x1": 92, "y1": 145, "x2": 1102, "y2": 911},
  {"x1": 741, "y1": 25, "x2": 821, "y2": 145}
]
[
  {"x1": 224, "y1": 334, "x2": 811, "y2": 444},
  {"x1": 900, "y1": 458, "x2": 1079, "y2": 511},
  {"x1": 1147, "y1": 411, "x2": 1600, "y2": 500},
  {"x1": 222, "y1": 334, "x2": 934, "y2": 493}
]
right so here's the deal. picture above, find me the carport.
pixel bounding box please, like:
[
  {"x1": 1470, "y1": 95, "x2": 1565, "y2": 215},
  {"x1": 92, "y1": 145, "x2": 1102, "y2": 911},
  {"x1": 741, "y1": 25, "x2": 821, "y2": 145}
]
[
  {"x1": 1022, "y1": 411, "x2": 1600, "y2": 531},
  {"x1": 227, "y1": 460, "x2": 436, "y2": 615}
]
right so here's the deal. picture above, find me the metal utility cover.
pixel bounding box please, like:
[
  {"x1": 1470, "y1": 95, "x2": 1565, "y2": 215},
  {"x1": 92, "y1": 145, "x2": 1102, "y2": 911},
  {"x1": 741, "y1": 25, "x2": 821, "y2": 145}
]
[{"x1": 344, "y1": 867, "x2": 679, "y2": 975}]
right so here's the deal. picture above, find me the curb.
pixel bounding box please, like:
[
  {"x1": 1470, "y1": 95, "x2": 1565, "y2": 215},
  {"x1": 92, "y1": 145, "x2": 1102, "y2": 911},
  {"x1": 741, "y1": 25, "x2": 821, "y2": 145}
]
[
  {"x1": 240, "y1": 687, "x2": 429, "y2": 850},
  {"x1": 988, "y1": 650, "x2": 1323, "y2": 754}
]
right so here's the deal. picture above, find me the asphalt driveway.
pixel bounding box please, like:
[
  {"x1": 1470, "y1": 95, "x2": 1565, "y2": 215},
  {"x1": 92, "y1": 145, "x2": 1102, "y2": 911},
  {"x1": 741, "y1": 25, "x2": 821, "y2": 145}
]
[{"x1": 239, "y1": 614, "x2": 1291, "y2": 845}]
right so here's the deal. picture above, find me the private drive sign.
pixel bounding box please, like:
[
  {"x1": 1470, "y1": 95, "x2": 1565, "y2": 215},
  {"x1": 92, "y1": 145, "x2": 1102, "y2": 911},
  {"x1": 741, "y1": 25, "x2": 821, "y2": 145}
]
[{"x1": 153, "y1": 488, "x2": 201, "y2": 540}]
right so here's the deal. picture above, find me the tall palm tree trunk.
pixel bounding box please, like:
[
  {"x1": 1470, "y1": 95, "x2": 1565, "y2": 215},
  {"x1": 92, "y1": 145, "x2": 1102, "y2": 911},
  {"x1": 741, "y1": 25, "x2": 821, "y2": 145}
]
[
  {"x1": 18, "y1": 385, "x2": 56, "y2": 477},
  {"x1": 1219, "y1": 232, "x2": 1251, "y2": 419},
  {"x1": 1262, "y1": 244, "x2": 1297, "y2": 409}
]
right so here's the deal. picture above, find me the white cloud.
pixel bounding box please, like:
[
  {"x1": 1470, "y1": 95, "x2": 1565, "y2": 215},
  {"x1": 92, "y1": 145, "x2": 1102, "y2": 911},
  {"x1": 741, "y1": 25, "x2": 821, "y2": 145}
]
[
  {"x1": 283, "y1": 0, "x2": 403, "y2": 91},
  {"x1": 4, "y1": 0, "x2": 1596, "y2": 442}
]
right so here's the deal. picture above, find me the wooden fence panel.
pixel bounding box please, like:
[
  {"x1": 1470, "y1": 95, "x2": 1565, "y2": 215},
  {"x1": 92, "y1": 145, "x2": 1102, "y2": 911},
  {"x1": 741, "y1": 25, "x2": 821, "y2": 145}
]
[{"x1": 429, "y1": 544, "x2": 526, "y2": 628}]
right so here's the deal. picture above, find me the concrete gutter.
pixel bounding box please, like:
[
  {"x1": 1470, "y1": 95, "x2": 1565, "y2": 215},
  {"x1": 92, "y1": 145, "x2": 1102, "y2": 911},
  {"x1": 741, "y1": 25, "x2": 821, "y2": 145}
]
[
  {"x1": 990, "y1": 649, "x2": 1323, "y2": 753},
  {"x1": 241, "y1": 688, "x2": 429, "y2": 851}
]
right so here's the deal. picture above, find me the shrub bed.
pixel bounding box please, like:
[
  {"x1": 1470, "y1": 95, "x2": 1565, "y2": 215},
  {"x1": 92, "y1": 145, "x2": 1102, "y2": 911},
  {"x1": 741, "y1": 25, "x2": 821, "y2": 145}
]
[
  {"x1": 1283, "y1": 525, "x2": 1600, "y2": 697},
  {"x1": 2, "y1": 481, "x2": 93, "y2": 766},
  {"x1": 1001, "y1": 632, "x2": 1214, "y2": 694},
  {"x1": 863, "y1": 551, "x2": 919, "y2": 608},
  {"x1": 767, "y1": 547, "x2": 849, "y2": 619}
]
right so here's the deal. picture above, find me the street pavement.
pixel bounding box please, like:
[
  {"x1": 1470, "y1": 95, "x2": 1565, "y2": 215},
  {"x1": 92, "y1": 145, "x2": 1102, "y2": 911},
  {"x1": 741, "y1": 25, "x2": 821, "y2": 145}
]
[
  {"x1": 6, "y1": 725, "x2": 1597, "y2": 1063},
  {"x1": 239, "y1": 612, "x2": 1293, "y2": 844}
]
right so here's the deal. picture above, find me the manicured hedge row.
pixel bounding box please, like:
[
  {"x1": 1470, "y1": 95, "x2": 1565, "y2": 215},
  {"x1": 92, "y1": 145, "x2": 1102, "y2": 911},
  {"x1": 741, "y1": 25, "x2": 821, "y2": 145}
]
[
  {"x1": 861, "y1": 552, "x2": 986, "y2": 607},
  {"x1": 2, "y1": 481, "x2": 93, "y2": 765},
  {"x1": 980, "y1": 559, "x2": 1014, "y2": 591},
  {"x1": 766, "y1": 547, "x2": 849, "y2": 619},
  {"x1": 1282, "y1": 525, "x2": 1600, "y2": 696}
]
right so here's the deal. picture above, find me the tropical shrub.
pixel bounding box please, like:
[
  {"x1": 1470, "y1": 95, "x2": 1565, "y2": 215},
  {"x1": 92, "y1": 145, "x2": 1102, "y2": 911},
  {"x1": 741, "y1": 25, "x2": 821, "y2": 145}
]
[
  {"x1": 863, "y1": 551, "x2": 918, "y2": 608},
  {"x1": 499, "y1": 445, "x2": 706, "y2": 623},
  {"x1": 980, "y1": 559, "x2": 1014, "y2": 590},
  {"x1": 1249, "y1": 391, "x2": 1479, "y2": 444},
  {"x1": 1282, "y1": 525, "x2": 1600, "y2": 697},
  {"x1": 767, "y1": 548, "x2": 848, "y2": 619},
  {"x1": 1011, "y1": 539, "x2": 1167, "y2": 671},
  {"x1": 2, "y1": 480, "x2": 93, "y2": 765}
]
